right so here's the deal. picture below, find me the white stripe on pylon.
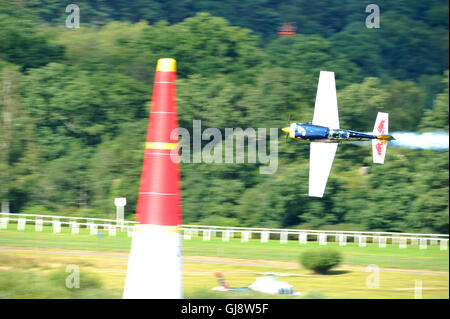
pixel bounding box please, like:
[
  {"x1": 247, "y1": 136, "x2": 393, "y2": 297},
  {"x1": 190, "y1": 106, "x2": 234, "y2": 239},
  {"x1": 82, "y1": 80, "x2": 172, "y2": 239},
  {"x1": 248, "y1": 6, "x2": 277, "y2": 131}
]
[{"x1": 123, "y1": 224, "x2": 182, "y2": 299}]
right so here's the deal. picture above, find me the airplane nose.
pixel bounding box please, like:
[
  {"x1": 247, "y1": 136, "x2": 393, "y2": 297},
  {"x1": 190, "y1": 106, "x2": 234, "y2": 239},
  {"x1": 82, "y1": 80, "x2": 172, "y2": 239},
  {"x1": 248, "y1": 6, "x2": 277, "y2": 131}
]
[{"x1": 282, "y1": 127, "x2": 290, "y2": 133}]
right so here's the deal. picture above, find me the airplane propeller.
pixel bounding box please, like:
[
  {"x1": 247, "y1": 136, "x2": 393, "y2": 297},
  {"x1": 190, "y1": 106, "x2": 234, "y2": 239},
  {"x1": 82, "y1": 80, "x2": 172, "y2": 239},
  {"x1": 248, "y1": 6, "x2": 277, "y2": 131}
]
[{"x1": 285, "y1": 114, "x2": 291, "y2": 143}]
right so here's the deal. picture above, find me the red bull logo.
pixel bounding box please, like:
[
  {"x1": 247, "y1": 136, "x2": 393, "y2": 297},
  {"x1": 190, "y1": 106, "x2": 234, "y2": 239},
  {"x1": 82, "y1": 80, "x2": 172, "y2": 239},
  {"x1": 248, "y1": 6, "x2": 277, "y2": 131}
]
[
  {"x1": 375, "y1": 141, "x2": 384, "y2": 155},
  {"x1": 377, "y1": 119, "x2": 386, "y2": 134}
]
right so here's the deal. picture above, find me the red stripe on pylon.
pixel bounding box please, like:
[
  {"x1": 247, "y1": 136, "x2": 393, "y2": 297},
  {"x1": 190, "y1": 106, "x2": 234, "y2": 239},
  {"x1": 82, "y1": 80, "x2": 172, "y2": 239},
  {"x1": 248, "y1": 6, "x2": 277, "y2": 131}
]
[{"x1": 136, "y1": 59, "x2": 181, "y2": 226}]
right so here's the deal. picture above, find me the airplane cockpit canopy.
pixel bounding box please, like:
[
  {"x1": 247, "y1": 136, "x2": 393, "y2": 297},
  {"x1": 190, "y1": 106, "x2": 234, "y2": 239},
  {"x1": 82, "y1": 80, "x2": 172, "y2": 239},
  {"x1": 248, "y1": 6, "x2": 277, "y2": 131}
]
[{"x1": 328, "y1": 129, "x2": 349, "y2": 139}]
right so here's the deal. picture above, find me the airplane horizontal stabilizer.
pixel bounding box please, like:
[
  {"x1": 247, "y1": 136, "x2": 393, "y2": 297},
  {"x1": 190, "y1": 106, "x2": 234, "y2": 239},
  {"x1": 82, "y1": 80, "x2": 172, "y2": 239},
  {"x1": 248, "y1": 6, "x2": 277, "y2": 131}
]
[
  {"x1": 372, "y1": 112, "x2": 389, "y2": 164},
  {"x1": 372, "y1": 139, "x2": 387, "y2": 164}
]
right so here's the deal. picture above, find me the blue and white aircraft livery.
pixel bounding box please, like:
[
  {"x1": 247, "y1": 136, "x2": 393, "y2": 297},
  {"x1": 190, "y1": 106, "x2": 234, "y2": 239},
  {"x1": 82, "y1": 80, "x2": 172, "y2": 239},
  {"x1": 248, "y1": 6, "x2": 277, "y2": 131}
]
[{"x1": 282, "y1": 71, "x2": 395, "y2": 198}]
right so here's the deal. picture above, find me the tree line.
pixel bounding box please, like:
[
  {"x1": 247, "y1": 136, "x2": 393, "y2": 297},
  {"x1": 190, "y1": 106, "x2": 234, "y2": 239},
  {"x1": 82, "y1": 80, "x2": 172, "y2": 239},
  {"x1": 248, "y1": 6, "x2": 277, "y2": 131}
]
[{"x1": 0, "y1": 1, "x2": 448, "y2": 233}]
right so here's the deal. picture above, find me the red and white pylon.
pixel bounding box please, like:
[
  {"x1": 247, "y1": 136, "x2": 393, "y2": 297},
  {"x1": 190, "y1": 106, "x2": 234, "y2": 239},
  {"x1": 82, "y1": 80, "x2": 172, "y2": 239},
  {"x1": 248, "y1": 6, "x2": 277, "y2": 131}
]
[{"x1": 123, "y1": 58, "x2": 182, "y2": 299}]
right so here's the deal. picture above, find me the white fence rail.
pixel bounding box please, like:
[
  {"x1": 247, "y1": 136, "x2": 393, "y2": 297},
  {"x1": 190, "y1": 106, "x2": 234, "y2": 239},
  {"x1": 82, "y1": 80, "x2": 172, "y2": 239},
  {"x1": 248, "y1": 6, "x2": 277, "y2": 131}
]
[
  {"x1": 0, "y1": 212, "x2": 135, "y2": 237},
  {"x1": 0, "y1": 213, "x2": 448, "y2": 250},
  {"x1": 180, "y1": 224, "x2": 448, "y2": 250}
]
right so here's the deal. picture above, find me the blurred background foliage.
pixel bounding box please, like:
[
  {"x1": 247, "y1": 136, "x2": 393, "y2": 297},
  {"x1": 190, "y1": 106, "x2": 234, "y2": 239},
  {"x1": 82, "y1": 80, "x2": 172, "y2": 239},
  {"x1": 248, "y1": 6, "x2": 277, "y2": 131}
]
[{"x1": 0, "y1": 0, "x2": 448, "y2": 233}]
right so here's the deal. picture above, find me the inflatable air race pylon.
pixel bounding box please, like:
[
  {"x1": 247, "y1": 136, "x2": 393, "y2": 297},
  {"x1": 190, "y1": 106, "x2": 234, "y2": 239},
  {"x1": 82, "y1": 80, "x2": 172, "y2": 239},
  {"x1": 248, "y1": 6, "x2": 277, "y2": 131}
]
[{"x1": 123, "y1": 58, "x2": 182, "y2": 299}]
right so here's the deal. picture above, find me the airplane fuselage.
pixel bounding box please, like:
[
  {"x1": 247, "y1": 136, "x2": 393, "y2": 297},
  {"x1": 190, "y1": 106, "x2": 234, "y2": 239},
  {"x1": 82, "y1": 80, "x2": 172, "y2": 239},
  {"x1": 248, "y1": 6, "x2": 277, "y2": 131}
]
[{"x1": 285, "y1": 122, "x2": 385, "y2": 143}]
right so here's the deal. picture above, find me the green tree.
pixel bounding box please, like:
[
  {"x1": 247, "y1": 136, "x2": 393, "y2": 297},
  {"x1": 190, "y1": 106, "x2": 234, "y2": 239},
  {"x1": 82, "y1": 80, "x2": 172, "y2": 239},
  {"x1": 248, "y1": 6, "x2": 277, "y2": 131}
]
[
  {"x1": 134, "y1": 13, "x2": 267, "y2": 83},
  {"x1": 384, "y1": 81, "x2": 426, "y2": 131},
  {"x1": 266, "y1": 34, "x2": 362, "y2": 90},
  {"x1": 376, "y1": 12, "x2": 448, "y2": 80},
  {"x1": 337, "y1": 77, "x2": 389, "y2": 131},
  {"x1": 329, "y1": 22, "x2": 384, "y2": 78},
  {"x1": 420, "y1": 71, "x2": 449, "y2": 131},
  {"x1": 87, "y1": 121, "x2": 147, "y2": 217},
  {"x1": 0, "y1": 65, "x2": 21, "y2": 213},
  {"x1": 21, "y1": 63, "x2": 148, "y2": 153},
  {"x1": 0, "y1": 2, "x2": 64, "y2": 70},
  {"x1": 54, "y1": 20, "x2": 149, "y2": 81},
  {"x1": 274, "y1": 0, "x2": 359, "y2": 37}
]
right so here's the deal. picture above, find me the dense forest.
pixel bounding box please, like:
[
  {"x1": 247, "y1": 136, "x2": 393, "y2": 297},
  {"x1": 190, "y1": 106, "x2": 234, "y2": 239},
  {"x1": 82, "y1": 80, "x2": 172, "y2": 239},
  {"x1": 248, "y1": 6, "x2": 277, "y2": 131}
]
[{"x1": 0, "y1": 1, "x2": 448, "y2": 233}]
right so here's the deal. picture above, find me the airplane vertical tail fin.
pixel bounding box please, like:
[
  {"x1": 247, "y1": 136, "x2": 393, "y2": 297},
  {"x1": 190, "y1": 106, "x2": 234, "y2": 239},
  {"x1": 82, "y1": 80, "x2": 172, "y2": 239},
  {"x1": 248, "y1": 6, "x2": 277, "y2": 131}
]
[{"x1": 372, "y1": 112, "x2": 389, "y2": 164}]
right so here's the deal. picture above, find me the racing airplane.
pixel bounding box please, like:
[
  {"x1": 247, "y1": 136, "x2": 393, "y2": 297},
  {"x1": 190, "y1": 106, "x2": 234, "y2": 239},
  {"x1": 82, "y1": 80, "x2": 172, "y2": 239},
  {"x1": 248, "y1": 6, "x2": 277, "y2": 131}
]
[{"x1": 282, "y1": 71, "x2": 395, "y2": 198}]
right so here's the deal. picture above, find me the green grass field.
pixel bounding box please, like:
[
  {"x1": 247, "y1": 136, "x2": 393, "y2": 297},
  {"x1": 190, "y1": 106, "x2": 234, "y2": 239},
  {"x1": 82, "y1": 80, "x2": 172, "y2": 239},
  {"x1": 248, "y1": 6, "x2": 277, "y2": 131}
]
[
  {"x1": 0, "y1": 224, "x2": 448, "y2": 299},
  {"x1": 1, "y1": 224, "x2": 448, "y2": 270}
]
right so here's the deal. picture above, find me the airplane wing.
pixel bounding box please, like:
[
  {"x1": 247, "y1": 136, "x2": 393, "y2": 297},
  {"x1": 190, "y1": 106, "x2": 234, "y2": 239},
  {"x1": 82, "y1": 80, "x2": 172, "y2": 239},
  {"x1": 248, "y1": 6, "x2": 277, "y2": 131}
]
[
  {"x1": 309, "y1": 142, "x2": 338, "y2": 197},
  {"x1": 312, "y1": 71, "x2": 339, "y2": 129}
]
